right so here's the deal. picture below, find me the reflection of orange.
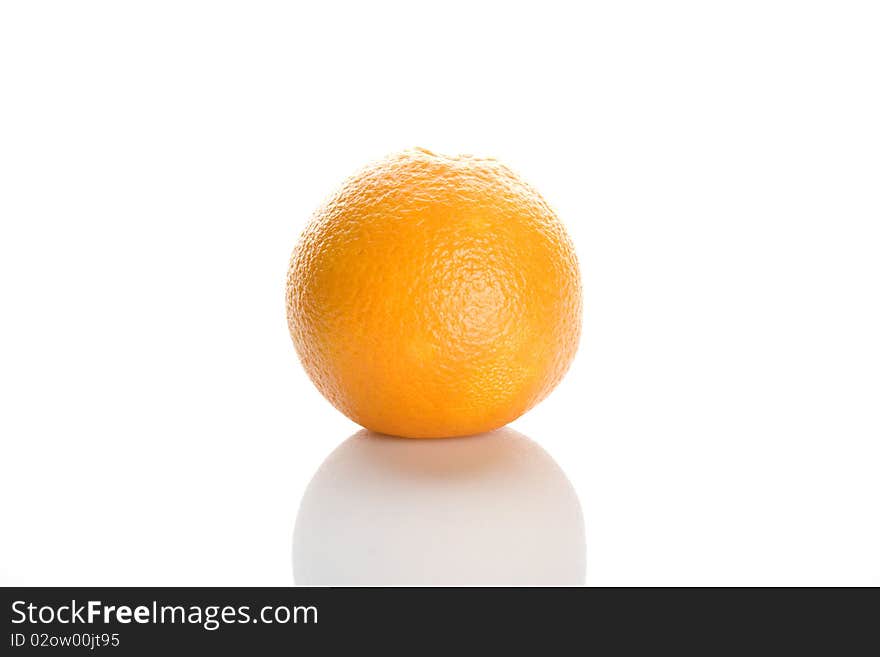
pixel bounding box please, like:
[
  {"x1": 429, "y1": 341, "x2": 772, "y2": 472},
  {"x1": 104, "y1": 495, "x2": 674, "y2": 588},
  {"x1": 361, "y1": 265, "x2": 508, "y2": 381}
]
[{"x1": 286, "y1": 148, "x2": 581, "y2": 438}]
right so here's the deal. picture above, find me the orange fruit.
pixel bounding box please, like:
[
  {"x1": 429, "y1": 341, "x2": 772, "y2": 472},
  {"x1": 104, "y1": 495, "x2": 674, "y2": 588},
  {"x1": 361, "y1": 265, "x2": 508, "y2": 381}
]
[{"x1": 286, "y1": 148, "x2": 581, "y2": 438}]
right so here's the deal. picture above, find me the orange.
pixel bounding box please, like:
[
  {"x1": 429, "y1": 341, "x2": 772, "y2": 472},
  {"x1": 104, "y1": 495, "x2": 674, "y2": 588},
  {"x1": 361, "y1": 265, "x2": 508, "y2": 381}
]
[{"x1": 286, "y1": 148, "x2": 581, "y2": 438}]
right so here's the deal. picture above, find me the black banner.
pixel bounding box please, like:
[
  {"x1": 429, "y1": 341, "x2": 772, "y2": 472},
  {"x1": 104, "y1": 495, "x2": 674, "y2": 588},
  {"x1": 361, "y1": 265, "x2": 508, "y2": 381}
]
[{"x1": 1, "y1": 587, "x2": 875, "y2": 653}]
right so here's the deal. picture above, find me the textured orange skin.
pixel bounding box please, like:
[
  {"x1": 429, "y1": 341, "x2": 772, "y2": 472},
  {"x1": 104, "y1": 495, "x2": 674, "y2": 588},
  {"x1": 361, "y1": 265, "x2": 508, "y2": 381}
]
[{"x1": 286, "y1": 149, "x2": 581, "y2": 438}]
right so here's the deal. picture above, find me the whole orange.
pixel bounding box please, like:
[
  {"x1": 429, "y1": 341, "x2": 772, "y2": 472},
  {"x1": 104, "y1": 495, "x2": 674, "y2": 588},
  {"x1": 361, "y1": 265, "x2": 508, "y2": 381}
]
[{"x1": 286, "y1": 148, "x2": 581, "y2": 438}]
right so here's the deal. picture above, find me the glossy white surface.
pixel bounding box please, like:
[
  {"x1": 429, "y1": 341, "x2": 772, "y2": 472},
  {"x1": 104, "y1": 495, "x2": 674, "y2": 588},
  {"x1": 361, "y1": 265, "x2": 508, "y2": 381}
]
[
  {"x1": 1, "y1": 2, "x2": 879, "y2": 586},
  {"x1": 294, "y1": 429, "x2": 585, "y2": 586}
]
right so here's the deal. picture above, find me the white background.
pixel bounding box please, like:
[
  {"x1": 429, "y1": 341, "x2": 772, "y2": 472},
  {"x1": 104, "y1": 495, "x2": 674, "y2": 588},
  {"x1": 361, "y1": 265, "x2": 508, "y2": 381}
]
[{"x1": 1, "y1": 1, "x2": 878, "y2": 586}]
